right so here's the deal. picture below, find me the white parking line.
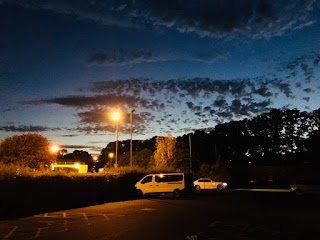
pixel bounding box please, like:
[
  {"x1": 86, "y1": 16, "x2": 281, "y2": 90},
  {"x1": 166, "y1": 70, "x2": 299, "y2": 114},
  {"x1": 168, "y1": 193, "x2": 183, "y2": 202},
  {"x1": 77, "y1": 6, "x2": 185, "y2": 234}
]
[
  {"x1": 34, "y1": 228, "x2": 42, "y2": 238},
  {"x1": 1, "y1": 226, "x2": 18, "y2": 240},
  {"x1": 233, "y1": 188, "x2": 290, "y2": 192},
  {"x1": 82, "y1": 213, "x2": 91, "y2": 225}
]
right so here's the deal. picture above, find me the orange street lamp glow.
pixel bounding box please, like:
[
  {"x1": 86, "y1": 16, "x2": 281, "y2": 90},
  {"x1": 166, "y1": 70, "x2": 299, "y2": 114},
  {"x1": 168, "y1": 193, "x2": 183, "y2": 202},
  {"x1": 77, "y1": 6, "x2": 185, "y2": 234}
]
[
  {"x1": 111, "y1": 111, "x2": 121, "y2": 122},
  {"x1": 111, "y1": 111, "x2": 121, "y2": 168},
  {"x1": 109, "y1": 152, "x2": 114, "y2": 158},
  {"x1": 51, "y1": 145, "x2": 59, "y2": 153}
]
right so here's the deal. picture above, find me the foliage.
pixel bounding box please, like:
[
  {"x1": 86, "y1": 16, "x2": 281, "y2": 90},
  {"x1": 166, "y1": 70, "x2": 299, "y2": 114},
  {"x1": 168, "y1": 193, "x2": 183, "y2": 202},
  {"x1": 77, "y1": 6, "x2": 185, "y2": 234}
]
[
  {"x1": 132, "y1": 148, "x2": 153, "y2": 167},
  {"x1": 0, "y1": 162, "x2": 98, "y2": 180},
  {"x1": 0, "y1": 161, "x2": 182, "y2": 182},
  {"x1": 153, "y1": 133, "x2": 176, "y2": 168},
  {"x1": 0, "y1": 133, "x2": 56, "y2": 169},
  {"x1": 196, "y1": 161, "x2": 231, "y2": 182},
  {"x1": 171, "y1": 140, "x2": 191, "y2": 172},
  {"x1": 59, "y1": 150, "x2": 94, "y2": 170}
]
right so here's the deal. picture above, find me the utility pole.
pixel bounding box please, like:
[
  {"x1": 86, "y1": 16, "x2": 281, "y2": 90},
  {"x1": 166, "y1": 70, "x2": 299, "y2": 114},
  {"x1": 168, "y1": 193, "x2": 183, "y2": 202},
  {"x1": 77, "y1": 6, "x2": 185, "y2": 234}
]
[
  {"x1": 189, "y1": 133, "x2": 192, "y2": 173},
  {"x1": 130, "y1": 109, "x2": 135, "y2": 167}
]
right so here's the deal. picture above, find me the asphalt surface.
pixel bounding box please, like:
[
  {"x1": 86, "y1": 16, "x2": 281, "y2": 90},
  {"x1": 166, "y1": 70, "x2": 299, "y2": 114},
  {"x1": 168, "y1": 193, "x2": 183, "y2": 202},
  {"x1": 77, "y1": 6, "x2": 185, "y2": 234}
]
[{"x1": 1, "y1": 189, "x2": 319, "y2": 240}]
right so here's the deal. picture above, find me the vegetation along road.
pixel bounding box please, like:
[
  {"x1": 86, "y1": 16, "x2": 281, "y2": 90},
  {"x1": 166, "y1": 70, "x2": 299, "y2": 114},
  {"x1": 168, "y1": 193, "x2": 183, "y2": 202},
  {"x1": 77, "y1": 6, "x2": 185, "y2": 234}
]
[{"x1": 1, "y1": 190, "x2": 319, "y2": 240}]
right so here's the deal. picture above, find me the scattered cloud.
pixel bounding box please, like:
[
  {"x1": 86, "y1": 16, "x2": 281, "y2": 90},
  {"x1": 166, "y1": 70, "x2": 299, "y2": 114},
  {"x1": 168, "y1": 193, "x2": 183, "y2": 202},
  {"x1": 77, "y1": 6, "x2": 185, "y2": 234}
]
[
  {"x1": 277, "y1": 53, "x2": 320, "y2": 83},
  {"x1": 19, "y1": 76, "x2": 303, "y2": 136},
  {"x1": 0, "y1": 125, "x2": 60, "y2": 132},
  {"x1": 1, "y1": 0, "x2": 318, "y2": 39},
  {"x1": 88, "y1": 49, "x2": 162, "y2": 66}
]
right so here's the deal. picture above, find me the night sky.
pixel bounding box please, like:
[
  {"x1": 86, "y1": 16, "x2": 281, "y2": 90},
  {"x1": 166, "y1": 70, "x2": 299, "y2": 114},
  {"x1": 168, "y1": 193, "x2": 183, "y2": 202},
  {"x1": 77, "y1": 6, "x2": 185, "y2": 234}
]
[{"x1": 1, "y1": 0, "x2": 320, "y2": 155}]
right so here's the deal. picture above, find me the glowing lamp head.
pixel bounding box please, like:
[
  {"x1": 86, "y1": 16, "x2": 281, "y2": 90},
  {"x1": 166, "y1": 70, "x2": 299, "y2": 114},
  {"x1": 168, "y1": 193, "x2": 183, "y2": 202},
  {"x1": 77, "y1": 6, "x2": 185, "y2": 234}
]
[
  {"x1": 51, "y1": 145, "x2": 59, "y2": 153},
  {"x1": 111, "y1": 111, "x2": 121, "y2": 122}
]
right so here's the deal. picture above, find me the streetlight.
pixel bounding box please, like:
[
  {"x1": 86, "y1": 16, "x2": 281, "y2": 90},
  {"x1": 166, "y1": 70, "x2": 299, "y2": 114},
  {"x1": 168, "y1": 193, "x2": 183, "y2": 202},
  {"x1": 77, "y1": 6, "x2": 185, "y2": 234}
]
[
  {"x1": 130, "y1": 109, "x2": 135, "y2": 167},
  {"x1": 50, "y1": 144, "x2": 59, "y2": 154},
  {"x1": 108, "y1": 152, "x2": 114, "y2": 166},
  {"x1": 111, "y1": 111, "x2": 121, "y2": 168},
  {"x1": 92, "y1": 156, "x2": 98, "y2": 172}
]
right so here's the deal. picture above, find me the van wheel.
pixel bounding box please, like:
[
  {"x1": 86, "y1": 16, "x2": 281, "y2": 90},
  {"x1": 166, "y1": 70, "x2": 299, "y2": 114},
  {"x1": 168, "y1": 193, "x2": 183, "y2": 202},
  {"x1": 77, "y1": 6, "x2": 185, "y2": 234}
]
[
  {"x1": 136, "y1": 190, "x2": 143, "y2": 198},
  {"x1": 217, "y1": 185, "x2": 223, "y2": 191},
  {"x1": 173, "y1": 190, "x2": 181, "y2": 198}
]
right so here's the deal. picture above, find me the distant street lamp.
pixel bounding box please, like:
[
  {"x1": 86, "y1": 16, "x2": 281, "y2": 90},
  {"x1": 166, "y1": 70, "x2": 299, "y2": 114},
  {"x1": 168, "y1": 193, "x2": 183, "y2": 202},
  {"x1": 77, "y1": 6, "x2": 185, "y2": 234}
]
[
  {"x1": 189, "y1": 134, "x2": 192, "y2": 173},
  {"x1": 130, "y1": 109, "x2": 135, "y2": 167},
  {"x1": 50, "y1": 144, "x2": 59, "y2": 154},
  {"x1": 50, "y1": 144, "x2": 60, "y2": 162},
  {"x1": 92, "y1": 156, "x2": 98, "y2": 172},
  {"x1": 111, "y1": 111, "x2": 121, "y2": 168},
  {"x1": 108, "y1": 152, "x2": 114, "y2": 166}
]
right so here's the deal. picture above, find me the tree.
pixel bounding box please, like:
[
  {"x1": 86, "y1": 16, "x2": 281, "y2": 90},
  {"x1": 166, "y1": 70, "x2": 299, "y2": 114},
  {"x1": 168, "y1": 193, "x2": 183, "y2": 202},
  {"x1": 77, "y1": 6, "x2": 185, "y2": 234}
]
[
  {"x1": 0, "y1": 133, "x2": 55, "y2": 169},
  {"x1": 133, "y1": 148, "x2": 153, "y2": 167},
  {"x1": 59, "y1": 150, "x2": 93, "y2": 169},
  {"x1": 153, "y1": 133, "x2": 176, "y2": 168}
]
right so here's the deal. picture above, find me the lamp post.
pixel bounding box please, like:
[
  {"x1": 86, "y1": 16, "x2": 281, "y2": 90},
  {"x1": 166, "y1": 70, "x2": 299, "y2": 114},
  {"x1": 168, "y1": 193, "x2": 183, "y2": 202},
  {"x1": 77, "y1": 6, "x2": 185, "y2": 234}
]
[
  {"x1": 50, "y1": 144, "x2": 59, "y2": 170},
  {"x1": 50, "y1": 144, "x2": 60, "y2": 159},
  {"x1": 111, "y1": 111, "x2": 121, "y2": 168},
  {"x1": 189, "y1": 134, "x2": 192, "y2": 173},
  {"x1": 92, "y1": 156, "x2": 98, "y2": 172},
  {"x1": 130, "y1": 109, "x2": 135, "y2": 167},
  {"x1": 108, "y1": 152, "x2": 114, "y2": 166}
]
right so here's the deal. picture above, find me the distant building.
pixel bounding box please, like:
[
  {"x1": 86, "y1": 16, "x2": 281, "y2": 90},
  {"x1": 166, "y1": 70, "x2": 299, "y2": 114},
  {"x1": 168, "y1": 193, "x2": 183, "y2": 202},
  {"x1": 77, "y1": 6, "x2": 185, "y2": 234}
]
[{"x1": 51, "y1": 162, "x2": 88, "y2": 173}]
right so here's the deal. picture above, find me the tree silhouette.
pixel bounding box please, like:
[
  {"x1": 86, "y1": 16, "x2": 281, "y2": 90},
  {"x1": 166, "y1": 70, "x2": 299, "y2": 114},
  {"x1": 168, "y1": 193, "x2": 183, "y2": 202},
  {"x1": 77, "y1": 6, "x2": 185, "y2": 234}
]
[{"x1": 0, "y1": 133, "x2": 55, "y2": 169}]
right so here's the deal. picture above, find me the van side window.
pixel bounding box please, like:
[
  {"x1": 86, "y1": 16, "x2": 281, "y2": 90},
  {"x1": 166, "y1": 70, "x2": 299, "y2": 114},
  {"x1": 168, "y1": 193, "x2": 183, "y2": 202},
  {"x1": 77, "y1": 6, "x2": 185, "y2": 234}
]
[
  {"x1": 141, "y1": 175, "x2": 152, "y2": 184},
  {"x1": 155, "y1": 174, "x2": 183, "y2": 183}
]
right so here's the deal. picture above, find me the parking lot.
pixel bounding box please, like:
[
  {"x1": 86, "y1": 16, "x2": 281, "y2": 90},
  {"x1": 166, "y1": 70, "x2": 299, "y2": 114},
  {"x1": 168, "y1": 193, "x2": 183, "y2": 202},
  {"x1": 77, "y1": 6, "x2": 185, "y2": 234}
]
[{"x1": 1, "y1": 189, "x2": 320, "y2": 240}]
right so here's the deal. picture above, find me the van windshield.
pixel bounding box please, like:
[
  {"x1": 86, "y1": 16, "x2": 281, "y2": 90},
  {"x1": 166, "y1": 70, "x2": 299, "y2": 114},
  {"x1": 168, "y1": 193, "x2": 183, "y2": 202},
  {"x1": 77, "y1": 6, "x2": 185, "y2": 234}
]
[{"x1": 141, "y1": 175, "x2": 152, "y2": 184}]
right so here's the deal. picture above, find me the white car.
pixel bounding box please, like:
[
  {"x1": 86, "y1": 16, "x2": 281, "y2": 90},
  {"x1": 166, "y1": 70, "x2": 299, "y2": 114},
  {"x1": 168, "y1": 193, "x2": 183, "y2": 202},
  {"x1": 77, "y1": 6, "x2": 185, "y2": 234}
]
[{"x1": 193, "y1": 178, "x2": 227, "y2": 191}]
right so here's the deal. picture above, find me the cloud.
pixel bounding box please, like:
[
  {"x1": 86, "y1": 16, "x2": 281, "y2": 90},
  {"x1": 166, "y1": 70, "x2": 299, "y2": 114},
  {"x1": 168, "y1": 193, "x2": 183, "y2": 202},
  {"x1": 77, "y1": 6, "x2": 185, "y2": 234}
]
[
  {"x1": 61, "y1": 144, "x2": 100, "y2": 153},
  {"x1": 131, "y1": 0, "x2": 318, "y2": 39},
  {"x1": 191, "y1": 49, "x2": 229, "y2": 63},
  {"x1": 26, "y1": 93, "x2": 162, "y2": 111},
  {"x1": 20, "y1": 76, "x2": 300, "y2": 136},
  {"x1": 2, "y1": 0, "x2": 318, "y2": 39},
  {"x1": 88, "y1": 77, "x2": 292, "y2": 99},
  {"x1": 276, "y1": 53, "x2": 320, "y2": 83},
  {"x1": 0, "y1": 125, "x2": 60, "y2": 132},
  {"x1": 88, "y1": 49, "x2": 162, "y2": 66}
]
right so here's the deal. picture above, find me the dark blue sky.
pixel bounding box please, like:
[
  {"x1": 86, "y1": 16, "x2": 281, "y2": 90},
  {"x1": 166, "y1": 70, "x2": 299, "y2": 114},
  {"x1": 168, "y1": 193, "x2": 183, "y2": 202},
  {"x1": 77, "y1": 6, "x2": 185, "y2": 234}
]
[{"x1": 1, "y1": 0, "x2": 320, "y2": 155}]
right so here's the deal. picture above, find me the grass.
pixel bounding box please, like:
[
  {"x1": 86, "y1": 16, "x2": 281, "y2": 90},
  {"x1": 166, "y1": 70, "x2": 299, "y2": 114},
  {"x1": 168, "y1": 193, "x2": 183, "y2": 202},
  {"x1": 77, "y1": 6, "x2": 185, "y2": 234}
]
[{"x1": 0, "y1": 162, "x2": 188, "y2": 219}]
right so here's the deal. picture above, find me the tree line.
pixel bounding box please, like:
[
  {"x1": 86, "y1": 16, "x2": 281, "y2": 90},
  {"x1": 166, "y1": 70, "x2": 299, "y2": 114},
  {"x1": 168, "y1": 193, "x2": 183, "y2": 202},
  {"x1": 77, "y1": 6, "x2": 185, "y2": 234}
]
[
  {"x1": 98, "y1": 108, "x2": 320, "y2": 171},
  {"x1": 1, "y1": 108, "x2": 320, "y2": 173}
]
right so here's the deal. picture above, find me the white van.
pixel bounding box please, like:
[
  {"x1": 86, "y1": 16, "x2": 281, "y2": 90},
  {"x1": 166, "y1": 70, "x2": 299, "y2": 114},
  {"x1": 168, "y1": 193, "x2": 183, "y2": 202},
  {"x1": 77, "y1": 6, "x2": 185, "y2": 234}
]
[{"x1": 135, "y1": 173, "x2": 188, "y2": 198}]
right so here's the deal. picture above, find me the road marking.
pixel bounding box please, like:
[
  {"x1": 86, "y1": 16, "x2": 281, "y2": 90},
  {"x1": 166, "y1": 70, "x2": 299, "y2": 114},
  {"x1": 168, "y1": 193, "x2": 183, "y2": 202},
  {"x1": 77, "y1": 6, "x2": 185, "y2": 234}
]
[
  {"x1": 82, "y1": 213, "x2": 91, "y2": 225},
  {"x1": 102, "y1": 214, "x2": 110, "y2": 220},
  {"x1": 35, "y1": 228, "x2": 42, "y2": 238},
  {"x1": 233, "y1": 188, "x2": 290, "y2": 192},
  {"x1": 37, "y1": 212, "x2": 67, "y2": 218},
  {"x1": 1, "y1": 226, "x2": 18, "y2": 240},
  {"x1": 141, "y1": 208, "x2": 156, "y2": 211}
]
